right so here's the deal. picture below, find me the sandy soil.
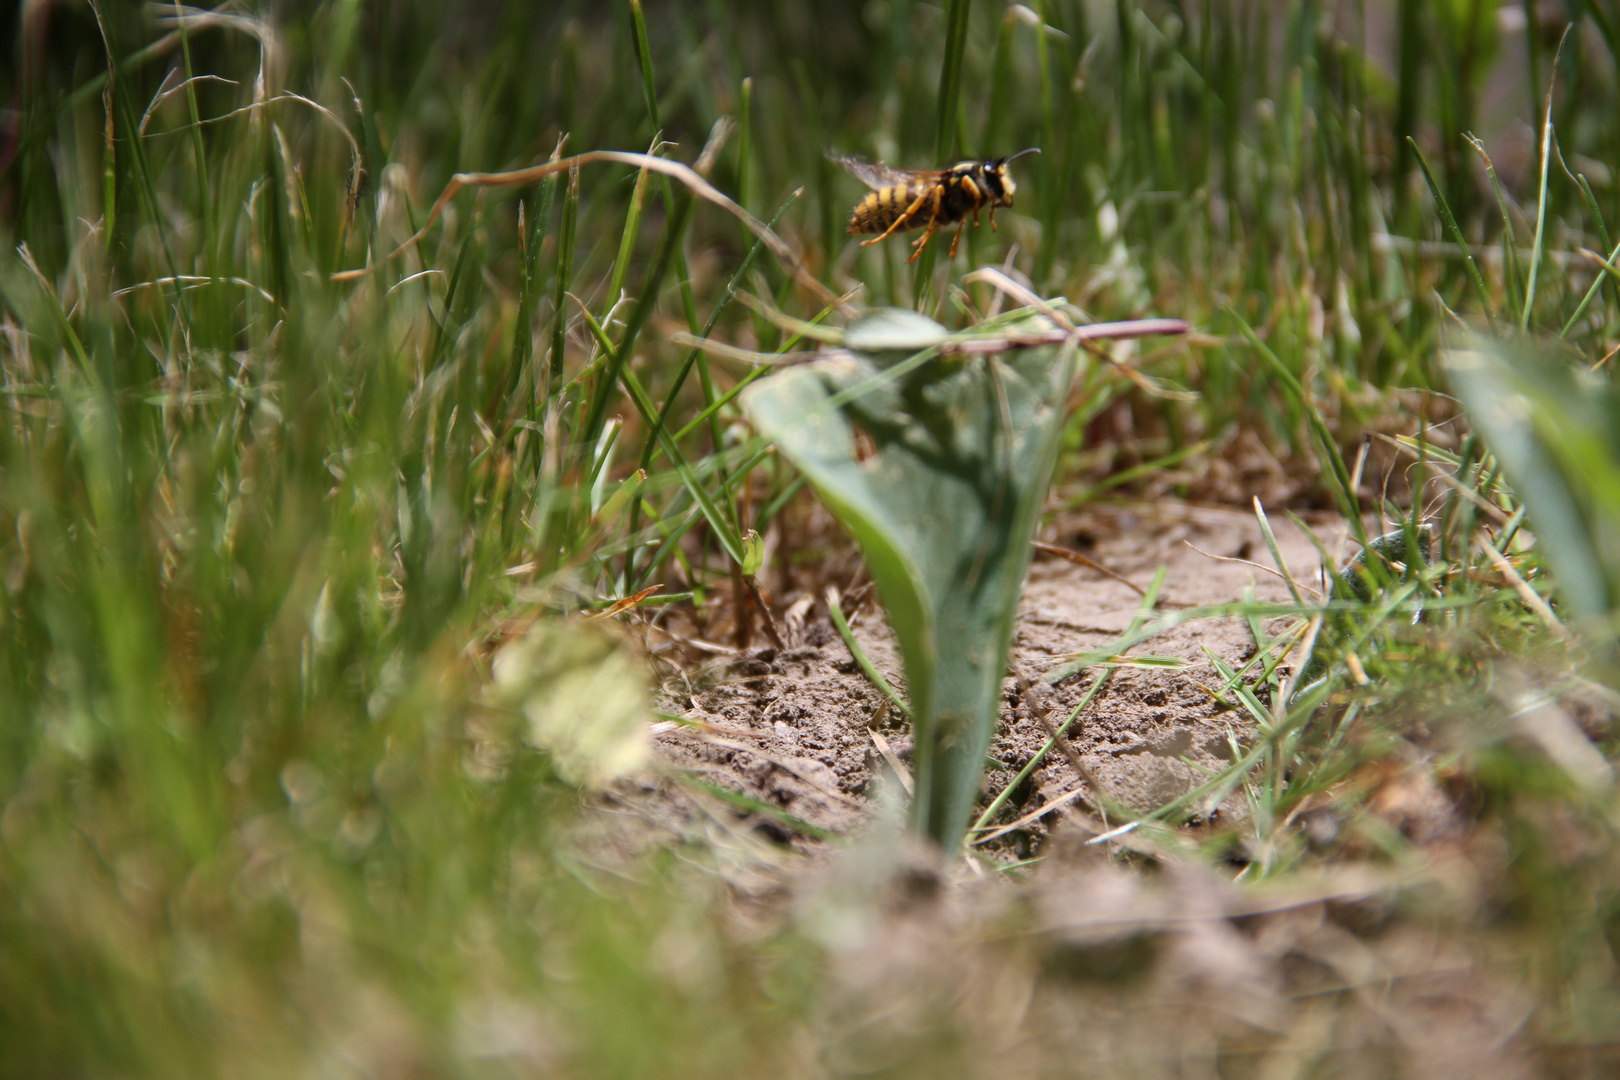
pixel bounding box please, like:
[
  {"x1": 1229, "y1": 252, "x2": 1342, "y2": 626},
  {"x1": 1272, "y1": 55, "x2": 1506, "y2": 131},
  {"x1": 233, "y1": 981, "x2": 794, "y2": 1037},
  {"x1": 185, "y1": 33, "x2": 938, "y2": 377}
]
[
  {"x1": 564, "y1": 499, "x2": 1609, "y2": 1077},
  {"x1": 641, "y1": 500, "x2": 1341, "y2": 855}
]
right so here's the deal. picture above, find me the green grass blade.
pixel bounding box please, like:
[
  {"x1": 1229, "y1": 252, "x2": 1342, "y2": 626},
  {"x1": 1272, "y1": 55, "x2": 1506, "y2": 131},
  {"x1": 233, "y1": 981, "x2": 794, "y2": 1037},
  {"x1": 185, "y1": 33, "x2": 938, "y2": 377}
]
[
  {"x1": 678, "y1": 776, "x2": 838, "y2": 840},
  {"x1": 628, "y1": 0, "x2": 661, "y2": 131},
  {"x1": 1521, "y1": 76, "x2": 1556, "y2": 330},
  {"x1": 1033, "y1": 0, "x2": 1059, "y2": 287},
  {"x1": 1252, "y1": 499, "x2": 1306, "y2": 607},
  {"x1": 828, "y1": 592, "x2": 913, "y2": 719},
  {"x1": 1465, "y1": 134, "x2": 1524, "y2": 318},
  {"x1": 934, "y1": 0, "x2": 973, "y2": 162},
  {"x1": 607, "y1": 153, "x2": 655, "y2": 309},
  {"x1": 1558, "y1": 235, "x2": 1620, "y2": 341},
  {"x1": 638, "y1": 192, "x2": 798, "y2": 473},
  {"x1": 1228, "y1": 308, "x2": 1368, "y2": 546},
  {"x1": 968, "y1": 569, "x2": 1166, "y2": 838},
  {"x1": 1406, "y1": 136, "x2": 1494, "y2": 321},
  {"x1": 736, "y1": 76, "x2": 754, "y2": 214},
  {"x1": 505, "y1": 159, "x2": 560, "y2": 407},
  {"x1": 1572, "y1": 171, "x2": 1620, "y2": 324},
  {"x1": 574, "y1": 299, "x2": 745, "y2": 566},
  {"x1": 582, "y1": 189, "x2": 697, "y2": 452},
  {"x1": 549, "y1": 162, "x2": 580, "y2": 399},
  {"x1": 171, "y1": 2, "x2": 214, "y2": 271}
]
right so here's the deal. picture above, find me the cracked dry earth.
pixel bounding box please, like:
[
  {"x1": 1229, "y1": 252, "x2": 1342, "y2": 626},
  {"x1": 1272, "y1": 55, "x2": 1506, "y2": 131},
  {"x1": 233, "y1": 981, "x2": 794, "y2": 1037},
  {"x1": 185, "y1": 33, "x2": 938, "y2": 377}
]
[{"x1": 637, "y1": 501, "x2": 1338, "y2": 855}]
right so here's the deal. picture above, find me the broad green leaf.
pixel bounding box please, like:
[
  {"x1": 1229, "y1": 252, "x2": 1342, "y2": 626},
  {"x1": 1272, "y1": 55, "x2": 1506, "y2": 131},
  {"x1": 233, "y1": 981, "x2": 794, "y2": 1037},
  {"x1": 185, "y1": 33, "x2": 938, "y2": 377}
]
[{"x1": 743, "y1": 311, "x2": 1075, "y2": 852}]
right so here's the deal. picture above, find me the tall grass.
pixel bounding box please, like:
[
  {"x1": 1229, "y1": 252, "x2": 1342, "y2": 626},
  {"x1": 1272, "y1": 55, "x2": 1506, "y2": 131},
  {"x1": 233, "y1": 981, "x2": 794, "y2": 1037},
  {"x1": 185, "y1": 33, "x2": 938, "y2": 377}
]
[{"x1": 2, "y1": 1, "x2": 1620, "y2": 1075}]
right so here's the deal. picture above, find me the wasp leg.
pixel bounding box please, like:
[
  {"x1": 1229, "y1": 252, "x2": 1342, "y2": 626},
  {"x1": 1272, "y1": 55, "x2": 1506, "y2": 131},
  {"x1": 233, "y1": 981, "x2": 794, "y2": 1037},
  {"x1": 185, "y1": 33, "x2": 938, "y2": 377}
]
[
  {"x1": 948, "y1": 218, "x2": 968, "y2": 259},
  {"x1": 988, "y1": 205, "x2": 998, "y2": 232},
  {"x1": 905, "y1": 220, "x2": 940, "y2": 263},
  {"x1": 859, "y1": 188, "x2": 935, "y2": 247}
]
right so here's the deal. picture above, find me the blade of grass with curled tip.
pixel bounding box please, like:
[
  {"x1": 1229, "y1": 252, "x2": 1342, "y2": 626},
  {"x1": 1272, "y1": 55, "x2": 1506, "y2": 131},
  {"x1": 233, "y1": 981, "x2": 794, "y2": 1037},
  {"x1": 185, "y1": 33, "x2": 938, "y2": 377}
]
[{"x1": 1466, "y1": 134, "x2": 1524, "y2": 319}]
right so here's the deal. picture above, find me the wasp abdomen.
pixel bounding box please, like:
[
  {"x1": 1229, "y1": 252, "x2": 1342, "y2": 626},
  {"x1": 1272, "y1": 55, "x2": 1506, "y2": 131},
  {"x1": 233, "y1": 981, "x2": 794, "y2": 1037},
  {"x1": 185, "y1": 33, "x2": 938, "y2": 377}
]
[{"x1": 847, "y1": 182, "x2": 937, "y2": 235}]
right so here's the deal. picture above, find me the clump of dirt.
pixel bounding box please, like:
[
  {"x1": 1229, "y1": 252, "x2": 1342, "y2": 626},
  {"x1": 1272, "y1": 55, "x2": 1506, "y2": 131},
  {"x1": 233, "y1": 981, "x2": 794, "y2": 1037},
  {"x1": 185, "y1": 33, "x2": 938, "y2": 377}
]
[{"x1": 639, "y1": 500, "x2": 1339, "y2": 853}]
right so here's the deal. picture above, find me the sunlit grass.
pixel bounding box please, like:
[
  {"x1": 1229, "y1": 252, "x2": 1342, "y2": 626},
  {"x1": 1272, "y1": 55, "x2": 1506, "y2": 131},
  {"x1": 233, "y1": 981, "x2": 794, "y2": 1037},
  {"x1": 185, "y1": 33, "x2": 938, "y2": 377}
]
[{"x1": 3, "y1": 1, "x2": 1620, "y2": 1075}]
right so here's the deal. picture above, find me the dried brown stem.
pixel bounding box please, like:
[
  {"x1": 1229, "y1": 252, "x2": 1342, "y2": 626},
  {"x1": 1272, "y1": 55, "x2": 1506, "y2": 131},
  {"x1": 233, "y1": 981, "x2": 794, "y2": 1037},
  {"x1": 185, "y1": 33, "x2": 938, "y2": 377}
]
[{"x1": 333, "y1": 149, "x2": 848, "y2": 313}]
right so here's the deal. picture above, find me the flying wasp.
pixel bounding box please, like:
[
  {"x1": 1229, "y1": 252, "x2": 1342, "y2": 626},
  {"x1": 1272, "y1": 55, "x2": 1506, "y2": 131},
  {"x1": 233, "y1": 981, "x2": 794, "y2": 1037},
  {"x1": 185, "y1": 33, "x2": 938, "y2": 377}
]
[{"x1": 831, "y1": 148, "x2": 1040, "y2": 263}]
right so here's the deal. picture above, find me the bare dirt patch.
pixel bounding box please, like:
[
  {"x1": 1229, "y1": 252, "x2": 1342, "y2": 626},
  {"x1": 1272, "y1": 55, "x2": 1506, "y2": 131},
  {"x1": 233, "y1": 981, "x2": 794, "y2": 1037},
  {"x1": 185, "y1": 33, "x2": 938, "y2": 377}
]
[
  {"x1": 641, "y1": 500, "x2": 1338, "y2": 852},
  {"x1": 574, "y1": 500, "x2": 1588, "y2": 1077}
]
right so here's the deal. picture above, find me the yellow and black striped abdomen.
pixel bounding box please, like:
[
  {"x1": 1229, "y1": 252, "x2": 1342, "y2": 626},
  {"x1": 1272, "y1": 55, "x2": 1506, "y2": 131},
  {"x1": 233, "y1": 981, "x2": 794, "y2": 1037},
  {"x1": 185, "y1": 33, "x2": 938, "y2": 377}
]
[{"x1": 847, "y1": 182, "x2": 939, "y2": 235}]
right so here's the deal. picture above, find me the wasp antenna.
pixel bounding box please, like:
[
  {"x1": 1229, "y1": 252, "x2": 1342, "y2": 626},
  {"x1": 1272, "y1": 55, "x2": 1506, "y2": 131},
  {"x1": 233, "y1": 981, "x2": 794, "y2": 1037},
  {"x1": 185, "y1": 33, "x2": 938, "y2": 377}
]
[{"x1": 1003, "y1": 147, "x2": 1042, "y2": 163}]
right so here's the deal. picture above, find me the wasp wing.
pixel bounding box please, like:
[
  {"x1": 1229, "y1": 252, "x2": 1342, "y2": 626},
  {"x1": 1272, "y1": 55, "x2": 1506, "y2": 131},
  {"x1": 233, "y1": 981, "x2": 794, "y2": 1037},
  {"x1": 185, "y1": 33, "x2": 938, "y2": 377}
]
[{"x1": 826, "y1": 152, "x2": 935, "y2": 192}]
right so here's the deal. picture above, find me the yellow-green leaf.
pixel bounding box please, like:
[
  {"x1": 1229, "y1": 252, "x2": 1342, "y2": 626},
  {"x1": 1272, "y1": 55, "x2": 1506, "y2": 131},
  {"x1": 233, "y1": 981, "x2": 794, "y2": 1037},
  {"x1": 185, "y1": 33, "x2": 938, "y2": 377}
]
[{"x1": 491, "y1": 621, "x2": 651, "y2": 788}]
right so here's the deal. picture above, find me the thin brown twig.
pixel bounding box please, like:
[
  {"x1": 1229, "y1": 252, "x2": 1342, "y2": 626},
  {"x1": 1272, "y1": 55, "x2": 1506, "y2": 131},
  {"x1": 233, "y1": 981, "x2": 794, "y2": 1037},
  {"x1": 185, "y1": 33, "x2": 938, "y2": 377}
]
[
  {"x1": 1591, "y1": 340, "x2": 1620, "y2": 372},
  {"x1": 1032, "y1": 540, "x2": 1146, "y2": 597},
  {"x1": 744, "y1": 576, "x2": 785, "y2": 651},
  {"x1": 971, "y1": 785, "x2": 1089, "y2": 844},
  {"x1": 867, "y1": 700, "x2": 915, "y2": 797},
  {"x1": 1183, "y1": 540, "x2": 1325, "y2": 598},
  {"x1": 1022, "y1": 675, "x2": 1100, "y2": 796},
  {"x1": 332, "y1": 149, "x2": 849, "y2": 313}
]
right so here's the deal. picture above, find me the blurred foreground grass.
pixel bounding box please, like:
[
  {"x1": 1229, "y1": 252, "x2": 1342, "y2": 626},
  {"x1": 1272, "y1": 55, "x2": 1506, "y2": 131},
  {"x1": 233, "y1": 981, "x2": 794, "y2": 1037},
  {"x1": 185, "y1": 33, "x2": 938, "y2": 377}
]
[{"x1": 4, "y1": 1, "x2": 1620, "y2": 1075}]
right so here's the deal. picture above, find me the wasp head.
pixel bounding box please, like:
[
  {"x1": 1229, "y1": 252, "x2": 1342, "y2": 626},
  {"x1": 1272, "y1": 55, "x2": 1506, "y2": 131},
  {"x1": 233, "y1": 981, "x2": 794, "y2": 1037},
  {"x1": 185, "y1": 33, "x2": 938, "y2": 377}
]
[{"x1": 989, "y1": 147, "x2": 1040, "y2": 206}]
